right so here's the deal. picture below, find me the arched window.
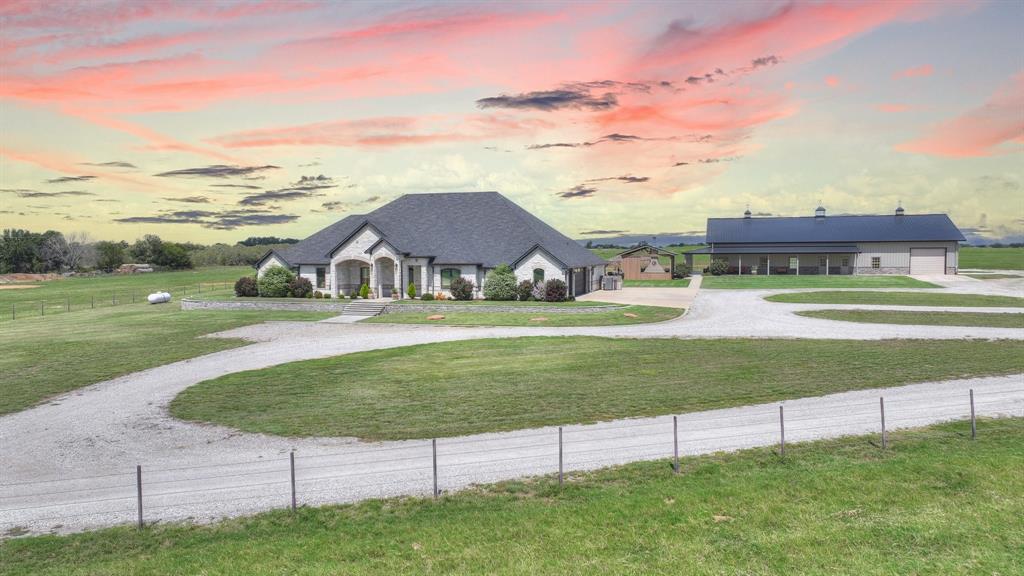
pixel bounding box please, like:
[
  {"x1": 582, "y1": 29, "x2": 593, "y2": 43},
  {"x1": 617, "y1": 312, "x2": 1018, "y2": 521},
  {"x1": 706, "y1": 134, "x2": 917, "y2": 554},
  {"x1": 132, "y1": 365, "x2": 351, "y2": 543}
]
[
  {"x1": 533, "y1": 268, "x2": 545, "y2": 283},
  {"x1": 440, "y1": 268, "x2": 461, "y2": 288}
]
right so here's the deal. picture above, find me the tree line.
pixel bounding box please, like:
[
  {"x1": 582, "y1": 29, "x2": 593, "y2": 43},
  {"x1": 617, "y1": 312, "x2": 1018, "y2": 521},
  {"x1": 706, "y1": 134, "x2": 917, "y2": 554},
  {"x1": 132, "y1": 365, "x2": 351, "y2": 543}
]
[{"x1": 0, "y1": 230, "x2": 299, "y2": 274}]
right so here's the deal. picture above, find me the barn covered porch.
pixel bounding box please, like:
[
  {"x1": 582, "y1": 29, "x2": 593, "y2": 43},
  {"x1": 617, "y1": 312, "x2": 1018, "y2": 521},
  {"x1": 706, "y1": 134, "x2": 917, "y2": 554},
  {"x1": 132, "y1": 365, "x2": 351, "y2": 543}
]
[{"x1": 685, "y1": 245, "x2": 859, "y2": 275}]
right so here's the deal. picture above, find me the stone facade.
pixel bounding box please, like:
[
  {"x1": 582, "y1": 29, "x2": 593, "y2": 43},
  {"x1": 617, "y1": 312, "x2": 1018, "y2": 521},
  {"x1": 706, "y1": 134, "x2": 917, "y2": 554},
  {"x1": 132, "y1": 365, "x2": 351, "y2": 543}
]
[{"x1": 853, "y1": 266, "x2": 910, "y2": 275}]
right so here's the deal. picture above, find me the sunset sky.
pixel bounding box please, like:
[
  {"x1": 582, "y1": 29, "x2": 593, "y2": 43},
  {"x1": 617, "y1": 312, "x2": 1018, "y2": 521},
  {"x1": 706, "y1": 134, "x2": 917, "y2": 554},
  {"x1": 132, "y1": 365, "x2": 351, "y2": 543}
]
[{"x1": 1, "y1": 0, "x2": 1022, "y2": 244}]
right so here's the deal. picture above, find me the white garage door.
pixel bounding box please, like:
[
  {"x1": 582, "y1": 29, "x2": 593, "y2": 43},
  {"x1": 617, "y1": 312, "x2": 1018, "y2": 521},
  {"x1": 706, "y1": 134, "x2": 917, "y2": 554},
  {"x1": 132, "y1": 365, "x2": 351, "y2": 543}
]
[{"x1": 910, "y1": 248, "x2": 946, "y2": 275}]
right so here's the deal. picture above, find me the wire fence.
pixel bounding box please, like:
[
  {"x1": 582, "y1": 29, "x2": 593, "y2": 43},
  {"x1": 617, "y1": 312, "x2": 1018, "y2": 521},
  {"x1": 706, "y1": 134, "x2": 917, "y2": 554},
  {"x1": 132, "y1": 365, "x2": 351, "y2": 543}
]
[
  {"x1": 0, "y1": 281, "x2": 236, "y2": 322},
  {"x1": 1, "y1": 386, "x2": 1020, "y2": 534}
]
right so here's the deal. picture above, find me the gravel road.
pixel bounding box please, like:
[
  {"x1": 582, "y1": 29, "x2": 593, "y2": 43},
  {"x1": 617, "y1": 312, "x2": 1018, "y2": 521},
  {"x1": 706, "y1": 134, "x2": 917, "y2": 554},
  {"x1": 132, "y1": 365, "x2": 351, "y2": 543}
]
[{"x1": 2, "y1": 281, "x2": 1022, "y2": 536}]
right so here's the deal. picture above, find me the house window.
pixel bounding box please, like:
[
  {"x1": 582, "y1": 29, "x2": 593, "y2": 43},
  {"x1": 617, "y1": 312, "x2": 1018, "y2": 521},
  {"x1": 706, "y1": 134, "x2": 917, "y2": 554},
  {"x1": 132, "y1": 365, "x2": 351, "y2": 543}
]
[
  {"x1": 841, "y1": 257, "x2": 849, "y2": 267},
  {"x1": 533, "y1": 268, "x2": 545, "y2": 283},
  {"x1": 788, "y1": 257, "x2": 798, "y2": 270},
  {"x1": 315, "y1": 267, "x2": 326, "y2": 289},
  {"x1": 441, "y1": 268, "x2": 461, "y2": 288},
  {"x1": 871, "y1": 257, "x2": 881, "y2": 269},
  {"x1": 359, "y1": 266, "x2": 371, "y2": 287}
]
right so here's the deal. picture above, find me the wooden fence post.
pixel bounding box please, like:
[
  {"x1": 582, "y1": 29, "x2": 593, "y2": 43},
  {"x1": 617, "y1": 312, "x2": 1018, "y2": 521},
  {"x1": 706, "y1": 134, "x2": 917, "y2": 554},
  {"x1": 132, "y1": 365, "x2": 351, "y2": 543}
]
[
  {"x1": 880, "y1": 397, "x2": 887, "y2": 450},
  {"x1": 970, "y1": 389, "x2": 976, "y2": 440},
  {"x1": 673, "y1": 416, "x2": 680, "y2": 474},
  {"x1": 779, "y1": 405, "x2": 785, "y2": 457}
]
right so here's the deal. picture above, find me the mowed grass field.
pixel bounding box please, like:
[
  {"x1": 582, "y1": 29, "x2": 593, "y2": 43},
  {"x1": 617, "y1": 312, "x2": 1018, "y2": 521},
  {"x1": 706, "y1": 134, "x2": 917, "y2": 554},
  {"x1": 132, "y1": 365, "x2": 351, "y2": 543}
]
[
  {"x1": 797, "y1": 310, "x2": 1024, "y2": 328},
  {"x1": 0, "y1": 304, "x2": 333, "y2": 415},
  {"x1": 4, "y1": 418, "x2": 1021, "y2": 576},
  {"x1": 363, "y1": 305, "x2": 682, "y2": 327},
  {"x1": 170, "y1": 337, "x2": 1024, "y2": 440},
  {"x1": 701, "y1": 275, "x2": 938, "y2": 289},
  {"x1": 767, "y1": 291, "x2": 1024, "y2": 307},
  {"x1": 0, "y1": 266, "x2": 251, "y2": 319},
  {"x1": 959, "y1": 246, "x2": 1024, "y2": 270}
]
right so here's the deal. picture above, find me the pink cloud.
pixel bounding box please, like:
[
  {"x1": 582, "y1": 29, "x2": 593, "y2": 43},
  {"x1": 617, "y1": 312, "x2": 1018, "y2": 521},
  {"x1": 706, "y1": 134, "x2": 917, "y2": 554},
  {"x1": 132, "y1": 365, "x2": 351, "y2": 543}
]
[
  {"x1": 893, "y1": 64, "x2": 934, "y2": 79},
  {"x1": 824, "y1": 76, "x2": 841, "y2": 87},
  {"x1": 897, "y1": 73, "x2": 1024, "y2": 157},
  {"x1": 876, "y1": 103, "x2": 912, "y2": 113}
]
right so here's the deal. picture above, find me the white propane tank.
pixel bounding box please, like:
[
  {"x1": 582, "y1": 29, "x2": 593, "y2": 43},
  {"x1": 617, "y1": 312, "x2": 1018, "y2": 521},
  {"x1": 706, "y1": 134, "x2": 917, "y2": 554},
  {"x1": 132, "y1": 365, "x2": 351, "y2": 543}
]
[{"x1": 147, "y1": 291, "x2": 171, "y2": 304}]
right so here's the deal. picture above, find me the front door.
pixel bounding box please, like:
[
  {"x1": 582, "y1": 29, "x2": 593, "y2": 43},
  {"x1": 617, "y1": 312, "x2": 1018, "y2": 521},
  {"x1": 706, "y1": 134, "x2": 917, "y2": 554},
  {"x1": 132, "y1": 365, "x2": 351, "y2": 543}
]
[{"x1": 407, "y1": 265, "x2": 423, "y2": 296}]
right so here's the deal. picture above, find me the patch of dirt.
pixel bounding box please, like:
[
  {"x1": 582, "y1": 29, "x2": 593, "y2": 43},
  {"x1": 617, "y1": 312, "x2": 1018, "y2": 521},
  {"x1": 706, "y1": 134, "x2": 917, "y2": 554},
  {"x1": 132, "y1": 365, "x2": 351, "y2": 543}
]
[
  {"x1": 0, "y1": 273, "x2": 61, "y2": 284},
  {"x1": 426, "y1": 314, "x2": 445, "y2": 320},
  {"x1": 0, "y1": 284, "x2": 41, "y2": 290},
  {"x1": 529, "y1": 317, "x2": 548, "y2": 322}
]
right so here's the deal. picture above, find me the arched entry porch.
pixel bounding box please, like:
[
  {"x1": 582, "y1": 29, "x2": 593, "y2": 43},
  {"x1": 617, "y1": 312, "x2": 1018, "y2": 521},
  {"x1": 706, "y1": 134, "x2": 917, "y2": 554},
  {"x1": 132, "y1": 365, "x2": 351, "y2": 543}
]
[
  {"x1": 333, "y1": 258, "x2": 370, "y2": 297},
  {"x1": 374, "y1": 256, "x2": 397, "y2": 298}
]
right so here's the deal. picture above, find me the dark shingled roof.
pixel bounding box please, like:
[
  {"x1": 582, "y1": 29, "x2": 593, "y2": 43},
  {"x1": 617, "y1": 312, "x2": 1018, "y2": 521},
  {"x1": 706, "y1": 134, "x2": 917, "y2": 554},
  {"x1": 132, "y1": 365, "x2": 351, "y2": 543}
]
[
  {"x1": 262, "y1": 192, "x2": 605, "y2": 269},
  {"x1": 707, "y1": 214, "x2": 965, "y2": 244}
]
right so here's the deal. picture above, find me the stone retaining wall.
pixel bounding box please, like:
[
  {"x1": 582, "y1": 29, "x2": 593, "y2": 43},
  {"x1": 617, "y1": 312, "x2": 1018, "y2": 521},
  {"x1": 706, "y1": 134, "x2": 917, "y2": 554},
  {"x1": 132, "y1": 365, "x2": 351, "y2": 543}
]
[
  {"x1": 181, "y1": 298, "x2": 348, "y2": 312},
  {"x1": 381, "y1": 302, "x2": 624, "y2": 315}
]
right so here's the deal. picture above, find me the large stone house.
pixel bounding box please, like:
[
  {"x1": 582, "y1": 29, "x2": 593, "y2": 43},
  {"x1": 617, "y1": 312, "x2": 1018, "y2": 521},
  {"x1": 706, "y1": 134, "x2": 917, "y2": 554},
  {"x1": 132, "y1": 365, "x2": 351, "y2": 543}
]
[
  {"x1": 255, "y1": 192, "x2": 607, "y2": 298},
  {"x1": 686, "y1": 205, "x2": 966, "y2": 275}
]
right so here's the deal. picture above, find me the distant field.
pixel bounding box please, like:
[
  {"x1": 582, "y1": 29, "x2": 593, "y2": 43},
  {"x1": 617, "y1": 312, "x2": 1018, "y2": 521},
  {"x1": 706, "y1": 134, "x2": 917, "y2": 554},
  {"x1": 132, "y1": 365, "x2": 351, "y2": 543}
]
[
  {"x1": 797, "y1": 310, "x2": 1024, "y2": 328},
  {"x1": 0, "y1": 266, "x2": 250, "y2": 320},
  {"x1": 4, "y1": 419, "x2": 1022, "y2": 575},
  {"x1": 701, "y1": 275, "x2": 938, "y2": 289},
  {"x1": 767, "y1": 291, "x2": 1024, "y2": 308},
  {"x1": 959, "y1": 246, "x2": 1024, "y2": 270},
  {"x1": 0, "y1": 304, "x2": 331, "y2": 415}
]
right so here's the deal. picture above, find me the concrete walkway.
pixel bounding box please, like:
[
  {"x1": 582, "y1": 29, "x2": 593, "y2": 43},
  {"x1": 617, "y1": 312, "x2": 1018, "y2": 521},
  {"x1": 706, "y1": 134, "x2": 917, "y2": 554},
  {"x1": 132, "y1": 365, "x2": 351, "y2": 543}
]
[{"x1": 577, "y1": 275, "x2": 702, "y2": 308}]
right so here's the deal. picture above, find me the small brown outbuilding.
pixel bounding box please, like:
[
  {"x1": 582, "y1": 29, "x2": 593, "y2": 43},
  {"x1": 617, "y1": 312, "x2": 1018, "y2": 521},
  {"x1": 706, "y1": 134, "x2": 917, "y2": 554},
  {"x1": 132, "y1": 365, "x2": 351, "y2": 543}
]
[{"x1": 607, "y1": 246, "x2": 676, "y2": 281}]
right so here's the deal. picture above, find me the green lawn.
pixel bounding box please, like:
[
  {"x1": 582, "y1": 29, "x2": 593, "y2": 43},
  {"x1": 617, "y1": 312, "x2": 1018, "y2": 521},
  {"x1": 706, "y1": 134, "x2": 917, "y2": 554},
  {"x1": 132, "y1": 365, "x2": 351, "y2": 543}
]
[
  {"x1": 170, "y1": 337, "x2": 1024, "y2": 440},
  {"x1": 797, "y1": 310, "x2": 1024, "y2": 328},
  {"x1": 0, "y1": 266, "x2": 250, "y2": 321},
  {"x1": 0, "y1": 304, "x2": 332, "y2": 415},
  {"x1": 959, "y1": 246, "x2": 1024, "y2": 270},
  {"x1": 767, "y1": 291, "x2": 1024, "y2": 307},
  {"x1": 701, "y1": 275, "x2": 938, "y2": 289},
  {"x1": 623, "y1": 278, "x2": 690, "y2": 287},
  {"x1": 4, "y1": 418, "x2": 1021, "y2": 576},
  {"x1": 965, "y1": 273, "x2": 1021, "y2": 280},
  {"x1": 362, "y1": 305, "x2": 682, "y2": 327}
]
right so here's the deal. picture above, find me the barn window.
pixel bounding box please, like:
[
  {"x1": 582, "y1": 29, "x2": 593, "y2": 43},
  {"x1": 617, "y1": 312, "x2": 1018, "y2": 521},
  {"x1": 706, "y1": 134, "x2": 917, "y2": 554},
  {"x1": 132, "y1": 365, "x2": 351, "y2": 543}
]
[
  {"x1": 315, "y1": 267, "x2": 326, "y2": 289},
  {"x1": 441, "y1": 268, "x2": 461, "y2": 288},
  {"x1": 533, "y1": 268, "x2": 545, "y2": 283},
  {"x1": 871, "y1": 257, "x2": 880, "y2": 269}
]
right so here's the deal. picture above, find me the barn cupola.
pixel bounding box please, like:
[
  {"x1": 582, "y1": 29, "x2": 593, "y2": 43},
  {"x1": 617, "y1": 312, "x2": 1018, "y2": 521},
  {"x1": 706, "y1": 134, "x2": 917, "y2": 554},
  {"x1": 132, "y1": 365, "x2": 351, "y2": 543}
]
[
  {"x1": 895, "y1": 202, "x2": 905, "y2": 216},
  {"x1": 814, "y1": 204, "x2": 826, "y2": 218},
  {"x1": 743, "y1": 205, "x2": 752, "y2": 219}
]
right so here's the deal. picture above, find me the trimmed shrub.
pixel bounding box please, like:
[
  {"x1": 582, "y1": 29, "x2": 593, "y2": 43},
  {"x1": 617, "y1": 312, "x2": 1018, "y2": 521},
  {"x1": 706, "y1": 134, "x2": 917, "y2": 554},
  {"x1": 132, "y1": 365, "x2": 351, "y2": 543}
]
[
  {"x1": 359, "y1": 283, "x2": 369, "y2": 299},
  {"x1": 672, "y1": 263, "x2": 691, "y2": 279},
  {"x1": 258, "y1": 266, "x2": 294, "y2": 297},
  {"x1": 708, "y1": 259, "x2": 729, "y2": 276},
  {"x1": 544, "y1": 278, "x2": 568, "y2": 302},
  {"x1": 313, "y1": 291, "x2": 323, "y2": 299},
  {"x1": 289, "y1": 276, "x2": 313, "y2": 298},
  {"x1": 407, "y1": 281, "x2": 417, "y2": 299},
  {"x1": 421, "y1": 292, "x2": 435, "y2": 301},
  {"x1": 449, "y1": 277, "x2": 474, "y2": 300},
  {"x1": 516, "y1": 279, "x2": 534, "y2": 301},
  {"x1": 323, "y1": 293, "x2": 332, "y2": 299},
  {"x1": 234, "y1": 276, "x2": 258, "y2": 297},
  {"x1": 531, "y1": 280, "x2": 546, "y2": 301},
  {"x1": 483, "y1": 263, "x2": 518, "y2": 300}
]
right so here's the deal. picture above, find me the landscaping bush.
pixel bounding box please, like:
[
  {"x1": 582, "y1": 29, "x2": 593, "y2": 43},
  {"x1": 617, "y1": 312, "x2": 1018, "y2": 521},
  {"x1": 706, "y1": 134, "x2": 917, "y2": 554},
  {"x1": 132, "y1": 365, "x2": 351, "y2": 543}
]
[
  {"x1": 359, "y1": 283, "x2": 369, "y2": 299},
  {"x1": 708, "y1": 259, "x2": 729, "y2": 276},
  {"x1": 323, "y1": 293, "x2": 332, "y2": 299},
  {"x1": 289, "y1": 276, "x2": 313, "y2": 298},
  {"x1": 450, "y1": 277, "x2": 474, "y2": 300},
  {"x1": 407, "y1": 282, "x2": 417, "y2": 299},
  {"x1": 544, "y1": 278, "x2": 568, "y2": 302},
  {"x1": 234, "y1": 276, "x2": 258, "y2": 297},
  {"x1": 257, "y1": 266, "x2": 294, "y2": 297},
  {"x1": 421, "y1": 292, "x2": 435, "y2": 301},
  {"x1": 672, "y1": 263, "x2": 691, "y2": 279},
  {"x1": 516, "y1": 279, "x2": 535, "y2": 301},
  {"x1": 483, "y1": 263, "x2": 518, "y2": 300},
  {"x1": 531, "y1": 280, "x2": 546, "y2": 301},
  {"x1": 313, "y1": 291, "x2": 323, "y2": 299}
]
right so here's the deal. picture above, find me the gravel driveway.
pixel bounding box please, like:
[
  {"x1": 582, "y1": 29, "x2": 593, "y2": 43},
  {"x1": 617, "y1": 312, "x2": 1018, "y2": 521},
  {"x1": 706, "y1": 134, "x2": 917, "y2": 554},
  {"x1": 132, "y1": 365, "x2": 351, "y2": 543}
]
[{"x1": 2, "y1": 280, "x2": 1022, "y2": 536}]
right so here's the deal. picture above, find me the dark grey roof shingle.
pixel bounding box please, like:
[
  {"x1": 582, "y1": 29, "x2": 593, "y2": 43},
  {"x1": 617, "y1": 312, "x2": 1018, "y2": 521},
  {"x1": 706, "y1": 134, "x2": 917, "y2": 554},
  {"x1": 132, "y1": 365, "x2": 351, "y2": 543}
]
[
  {"x1": 707, "y1": 214, "x2": 965, "y2": 244},
  {"x1": 264, "y1": 192, "x2": 605, "y2": 269}
]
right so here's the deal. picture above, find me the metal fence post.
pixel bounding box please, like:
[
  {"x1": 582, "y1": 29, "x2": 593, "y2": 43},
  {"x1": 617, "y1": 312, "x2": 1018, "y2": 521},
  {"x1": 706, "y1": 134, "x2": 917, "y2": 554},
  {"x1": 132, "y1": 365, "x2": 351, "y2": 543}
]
[
  {"x1": 41, "y1": 300, "x2": 44, "y2": 316},
  {"x1": 779, "y1": 405, "x2": 785, "y2": 457},
  {"x1": 112, "y1": 291, "x2": 116, "y2": 305},
  {"x1": 132, "y1": 291, "x2": 136, "y2": 304},
  {"x1": 558, "y1": 427, "x2": 564, "y2": 487},
  {"x1": 198, "y1": 283, "x2": 201, "y2": 294},
  {"x1": 673, "y1": 416, "x2": 680, "y2": 474},
  {"x1": 11, "y1": 303, "x2": 14, "y2": 320},
  {"x1": 970, "y1": 389, "x2": 976, "y2": 440},
  {"x1": 880, "y1": 397, "x2": 887, "y2": 450},
  {"x1": 136, "y1": 464, "x2": 143, "y2": 530},
  {"x1": 432, "y1": 439, "x2": 438, "y2": 498},
  {"x1": 91, "y1": 295, "x2": 95, "y2": 309},
  {"x1": 66, "y1": 296, "x2": 70, "y2": 312},
  {"x1": 290, "y1": 451, "x2": 297, "y2": 511}
]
